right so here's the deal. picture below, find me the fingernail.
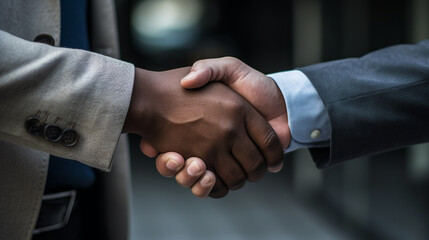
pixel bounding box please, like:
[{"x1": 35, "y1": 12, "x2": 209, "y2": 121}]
[
  {"x1": 200, "y1": 173, "x2": 214, "y2": 187},
  {"x1": 166, "y1": 159, "x2": 180, "y2": 171},
  {"x1": 187, "y1": 161, "x2": 202, "y2": 176},
  {"x1": 181, "y1": 71, "x2": 195, "y2": 82},
  {"x1": 268, "y1": 162, "x2": 284, "y2": 173}
]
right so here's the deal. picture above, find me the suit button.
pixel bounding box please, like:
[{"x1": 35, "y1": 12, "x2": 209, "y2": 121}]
[
  {"x1": 25, "y1": 117, "x2": 44, "y2": 135},
  {"x1": 34, "y1": 34, "x2": 55, "y2": 46},
  {"x1": 44, "y1": 124, "x2": 62, "y2": 142},
  {"x1": 61, "y1": 129, "x2": 79, "y2": 147}
]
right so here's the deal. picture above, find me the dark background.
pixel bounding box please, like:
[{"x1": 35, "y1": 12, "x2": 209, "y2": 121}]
[{"x1": 114, "y1": 0, "x2": 429, "y2": 239}]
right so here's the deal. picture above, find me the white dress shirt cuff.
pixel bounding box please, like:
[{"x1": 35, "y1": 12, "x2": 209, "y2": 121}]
[{"x1": 268, "y1": 70, "x2": 331, "y2": 153}]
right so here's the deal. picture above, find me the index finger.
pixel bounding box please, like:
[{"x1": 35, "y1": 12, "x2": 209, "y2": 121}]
[{"x1": 243, "y1": 104, "x2": 284, "y2": 172}]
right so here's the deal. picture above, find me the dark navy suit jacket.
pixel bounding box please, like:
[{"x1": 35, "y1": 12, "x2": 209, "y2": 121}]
[{"x1": 300, "y1": 40, "x2": 429, "y2": 168}]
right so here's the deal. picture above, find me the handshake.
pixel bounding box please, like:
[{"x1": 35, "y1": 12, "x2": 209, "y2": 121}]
[{"x1": 122, "y1": 57, "x2": 291, "y2": 198}]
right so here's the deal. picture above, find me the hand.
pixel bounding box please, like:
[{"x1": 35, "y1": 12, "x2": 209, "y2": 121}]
[
  {"x1": 155, "y1": 152, "x2": 216, "y2": 198},
  {"x1": 181, "y1": 57, "x2": 290, "y2": 149},
  {"x1": 155, "y1": 57, "x2": 291, "y2": 198},
  {"x1": 123, "y1": 67, "x2": 283, "y2": 198}
]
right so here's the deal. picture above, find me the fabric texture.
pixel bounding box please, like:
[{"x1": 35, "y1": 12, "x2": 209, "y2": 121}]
[
  {"x1": 45, "y1": 0, "x2": 95, "y2": 193},
  {"x1": 0, "y1": 0, "x2": 134, "y2": 239},
  {"x1": 0, "y1": 30, "x2": 134, "y2": 170},
  {"x1": 299, "y1": 40, "x2": 429, "y2": 168},
  {"x1": 269, "y1": 70, "x2": 331, "y2": 153}
]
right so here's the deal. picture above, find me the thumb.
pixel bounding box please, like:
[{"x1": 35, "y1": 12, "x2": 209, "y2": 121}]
[
  {"x1": 181, "y1": 58, "x2": 235, "y2": 89},
  {"x1": 181, "y1": 69, "x2": 212, "y2": 89}
]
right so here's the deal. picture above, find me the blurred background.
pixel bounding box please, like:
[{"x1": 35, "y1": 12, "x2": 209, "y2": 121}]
[{"x1": 113, "y1": 0, "x2": 429, "y2": 239}]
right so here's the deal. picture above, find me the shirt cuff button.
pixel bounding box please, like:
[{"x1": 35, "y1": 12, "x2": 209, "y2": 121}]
[{"x1": 310, "y1": 129, "x2": 321, "y2": 140}]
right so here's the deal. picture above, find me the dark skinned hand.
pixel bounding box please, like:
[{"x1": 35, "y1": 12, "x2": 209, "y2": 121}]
[{"x1": 123, "y1": 67, "x2": 283, "y2": 198}]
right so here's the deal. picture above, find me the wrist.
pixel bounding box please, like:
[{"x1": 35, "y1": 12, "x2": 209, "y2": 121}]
[
  {"x1": 268, "y1": 76, "x2": 290, "y2": 149},
  {"x1": 123, "y1": 67, "x2": 152, "y2": 134}
]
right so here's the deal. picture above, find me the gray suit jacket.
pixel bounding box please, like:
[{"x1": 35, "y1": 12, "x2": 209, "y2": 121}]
[
  {"x1": 0, "y1": 0, "x2": 134, "y2": 239},
  {"x1": 299, "y1": 40, "x2": 429, "y2": 168}
]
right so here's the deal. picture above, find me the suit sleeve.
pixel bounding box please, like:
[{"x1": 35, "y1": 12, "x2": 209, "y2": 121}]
[
  {"x1": 299, "y1": 40, "x2": 429, "y2": 168},
  {"x1": 0, "y1": 30, "x2": 135, "y2": 171}
]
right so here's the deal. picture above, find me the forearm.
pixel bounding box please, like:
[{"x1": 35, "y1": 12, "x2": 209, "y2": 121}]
[
  {"x1": 300, "y1": 40, "x2": 429, "y2": 167},
  {"x1": 0, "y1": 30, "x2": 134, "y2": 170}
]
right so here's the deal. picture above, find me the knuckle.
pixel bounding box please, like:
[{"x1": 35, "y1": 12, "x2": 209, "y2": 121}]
[
  {"x1": 192, "y1": 59, "x2": 205, "y2": 68},
  {"x1": 262, "y1": 129, "x2": 283, "y2": 166},
  {"x1": 193, "y1": 59, "x2": 213, "y2": 73},
  {"x1": 223, "y1": 96, "x2": 245, "y2": 117},
  {"x1": 227, "y1": 174, "x2": 246, "y2": 190},
  {"x1": 221, "y1": 124, "x2": 238, "y2": 139},
  {"x1": 247, "y1": 156, "x2": 266, "y2": 182},
  {"x1": 225, "y1": 95, "x2": 242, "y2": 108},
  {"x1": 224, "y1": 57, "x2": 244, "y2": 76},
  {"x1": 192, "y1": 60, "x2": 211, "y2": 76},
  {"x1": 223, "y1": 56, "x2": 240, "y2": 65},
  {"x1": 264, "y1": 128, "x2": 281, "y2": 151}
]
